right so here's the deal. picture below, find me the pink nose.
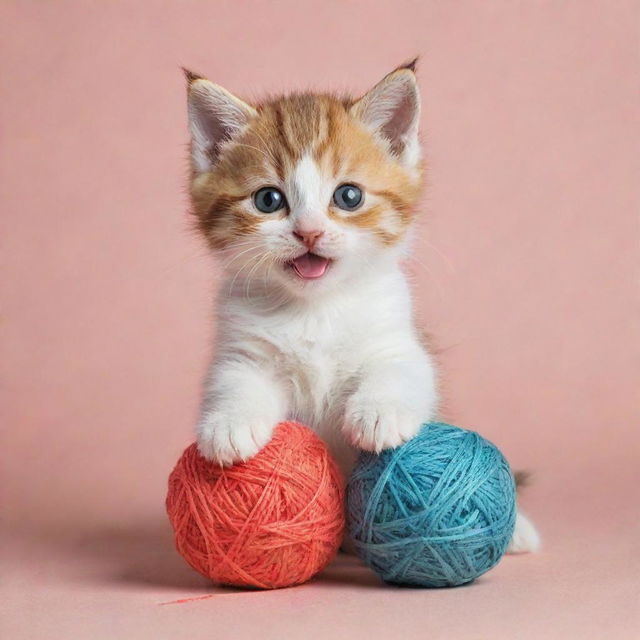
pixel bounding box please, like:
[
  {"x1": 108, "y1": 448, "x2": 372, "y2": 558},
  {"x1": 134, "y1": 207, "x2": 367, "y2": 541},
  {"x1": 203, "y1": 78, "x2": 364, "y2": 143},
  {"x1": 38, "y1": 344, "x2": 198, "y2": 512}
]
[{"x1": 293, "y1": 228, "x2": 324, "y2": 250}]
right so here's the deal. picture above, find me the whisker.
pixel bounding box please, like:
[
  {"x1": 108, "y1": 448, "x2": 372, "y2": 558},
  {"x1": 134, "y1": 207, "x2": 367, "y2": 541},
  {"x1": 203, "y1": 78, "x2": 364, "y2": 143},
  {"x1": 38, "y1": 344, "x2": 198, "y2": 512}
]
[
  {"x1": 232, "y1": 143, "x2": 277, "y2": 166},
  {"x1": 421, "y1": 239, "x2": 455, "y2": 274},
  {"x1": 243, "y1": 252, "x2": 272, "y2": 301},
  {"x1": 226, "y1": 251, "x2": 262, "y2": 296},
  {"x1": 220, "y1": 244, "x2": 261, "y2": 271},
  {"x1": 248, "y1": 131, "x2": 280, "y2": 167}
]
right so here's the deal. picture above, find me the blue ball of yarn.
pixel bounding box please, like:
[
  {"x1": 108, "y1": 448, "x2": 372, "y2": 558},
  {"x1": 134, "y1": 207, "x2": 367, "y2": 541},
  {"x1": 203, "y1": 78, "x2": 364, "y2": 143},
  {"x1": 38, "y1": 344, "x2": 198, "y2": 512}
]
[{"x1": 347, "y1": 422, "x2": 516, "y2": 587}]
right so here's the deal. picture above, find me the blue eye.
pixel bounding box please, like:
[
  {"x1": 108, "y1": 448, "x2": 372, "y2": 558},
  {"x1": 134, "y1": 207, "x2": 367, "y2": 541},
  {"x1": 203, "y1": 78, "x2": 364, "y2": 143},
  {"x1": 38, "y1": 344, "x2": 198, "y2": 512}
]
[
  {"x1": 254, "y1": 187, "x2": 286, "y2": 213},
  {"x1": 333, "y1": 184, "x2": 363, "y2": 211}
]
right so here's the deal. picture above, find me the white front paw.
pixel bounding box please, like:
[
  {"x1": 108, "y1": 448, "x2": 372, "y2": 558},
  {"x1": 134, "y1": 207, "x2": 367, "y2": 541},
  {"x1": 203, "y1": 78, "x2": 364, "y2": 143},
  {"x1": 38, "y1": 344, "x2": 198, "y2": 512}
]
[
  {"x1": 196, "y1": 410, "x2": 275, "y2": 466},
  {"x1": 343, "y1": 395, "x2": 422, "y2": 453}
]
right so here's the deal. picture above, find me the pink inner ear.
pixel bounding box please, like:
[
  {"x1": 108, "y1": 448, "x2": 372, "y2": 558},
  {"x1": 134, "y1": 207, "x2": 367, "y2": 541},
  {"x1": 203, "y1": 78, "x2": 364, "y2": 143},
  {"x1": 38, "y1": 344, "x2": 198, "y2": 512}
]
[
  {"x1": 383, "y1": 90, "x2": 419, "y2": 156},
  {"x1": 352, "y1": 71, "x2": 420, "y2": 159},
  {"x1": 188, "y1": 81, "x2": 255, "y2": 171}
]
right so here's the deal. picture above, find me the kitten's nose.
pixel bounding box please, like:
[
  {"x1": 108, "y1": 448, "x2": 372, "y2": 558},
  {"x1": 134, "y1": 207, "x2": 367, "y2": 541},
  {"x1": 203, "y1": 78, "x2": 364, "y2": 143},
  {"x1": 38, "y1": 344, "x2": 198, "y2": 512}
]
[{"x1": 293, "y1": 228, "x2": 324, "y2": 250}]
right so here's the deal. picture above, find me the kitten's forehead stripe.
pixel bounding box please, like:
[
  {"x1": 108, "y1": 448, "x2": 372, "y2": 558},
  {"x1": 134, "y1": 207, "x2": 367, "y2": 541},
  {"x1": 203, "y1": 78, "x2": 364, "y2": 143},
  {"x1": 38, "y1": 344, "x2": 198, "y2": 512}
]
[
  {"x1": 273, "y1": 104, "x2": 298, "y2": 163},
  {"x1": 314, "y1": 102, "x2": 340, "y2": 175}
]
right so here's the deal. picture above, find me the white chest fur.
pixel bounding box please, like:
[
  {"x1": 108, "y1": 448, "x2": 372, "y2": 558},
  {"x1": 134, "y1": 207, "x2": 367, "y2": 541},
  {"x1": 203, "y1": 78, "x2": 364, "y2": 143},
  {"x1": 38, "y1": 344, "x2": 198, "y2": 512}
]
[{"x1": 205, "y1": 267, "x2": 429, "y2": 472}]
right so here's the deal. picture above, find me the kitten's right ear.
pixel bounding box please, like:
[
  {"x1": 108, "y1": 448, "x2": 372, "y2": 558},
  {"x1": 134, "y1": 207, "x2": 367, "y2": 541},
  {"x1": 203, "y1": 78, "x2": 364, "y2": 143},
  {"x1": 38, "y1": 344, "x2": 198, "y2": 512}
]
[
  {"x1": 350, "y1": 61, "x2": 421, "y2": 169},
  {"x1": 184, "y1": 69, "x2": 257, "y2": 173}
]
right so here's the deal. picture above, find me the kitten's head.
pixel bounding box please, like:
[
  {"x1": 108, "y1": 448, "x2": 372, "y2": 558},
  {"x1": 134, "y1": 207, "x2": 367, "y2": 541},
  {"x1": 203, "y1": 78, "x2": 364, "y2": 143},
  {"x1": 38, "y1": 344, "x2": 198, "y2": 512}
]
[{"x1": 186, "y1": 62, "x2": 423, "y2": 299}]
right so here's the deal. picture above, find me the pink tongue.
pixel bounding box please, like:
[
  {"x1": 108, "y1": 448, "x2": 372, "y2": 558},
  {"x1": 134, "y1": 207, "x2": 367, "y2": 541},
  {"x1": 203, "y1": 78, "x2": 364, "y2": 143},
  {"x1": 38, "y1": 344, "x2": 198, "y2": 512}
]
[{"x1": 292, "y1": 253, "x2": 329, "y2": 279}]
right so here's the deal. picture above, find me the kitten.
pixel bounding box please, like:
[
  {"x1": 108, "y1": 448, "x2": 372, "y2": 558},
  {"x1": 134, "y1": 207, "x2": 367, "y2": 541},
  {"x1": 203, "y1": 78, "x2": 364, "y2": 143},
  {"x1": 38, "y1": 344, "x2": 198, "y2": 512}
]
[{"x1": 184, "y1": 62, "x2": 539, "y2": 553}]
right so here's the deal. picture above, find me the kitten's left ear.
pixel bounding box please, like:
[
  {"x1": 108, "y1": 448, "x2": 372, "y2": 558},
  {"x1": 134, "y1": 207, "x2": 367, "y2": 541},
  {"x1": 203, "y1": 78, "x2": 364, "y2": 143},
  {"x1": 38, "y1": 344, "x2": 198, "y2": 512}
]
[
  {"x1": 350, "y1": 60, "x2": 421, "y2": 168},
  {"x1": 184, "y1": 69, "x2": 257, "y2": 174}
]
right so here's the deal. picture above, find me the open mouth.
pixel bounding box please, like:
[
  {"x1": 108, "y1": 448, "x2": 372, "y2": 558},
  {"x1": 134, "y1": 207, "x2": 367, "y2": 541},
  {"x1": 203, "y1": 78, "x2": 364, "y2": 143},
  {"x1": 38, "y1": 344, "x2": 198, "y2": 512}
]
[{"x1": 287, "y1": 252, "x2": 331, "y2": 280}]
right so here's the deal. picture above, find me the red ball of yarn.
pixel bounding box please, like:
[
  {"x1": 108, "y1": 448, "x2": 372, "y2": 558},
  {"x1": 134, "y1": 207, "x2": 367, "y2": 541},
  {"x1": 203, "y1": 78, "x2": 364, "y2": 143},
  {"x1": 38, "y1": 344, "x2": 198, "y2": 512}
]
[{"x1": 166, "y1": 421, "x2": 345, "y2": 589}]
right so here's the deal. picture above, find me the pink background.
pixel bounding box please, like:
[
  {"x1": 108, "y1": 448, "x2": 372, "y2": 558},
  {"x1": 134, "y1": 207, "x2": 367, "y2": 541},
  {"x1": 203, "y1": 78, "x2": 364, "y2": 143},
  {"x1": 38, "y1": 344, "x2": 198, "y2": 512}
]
[{"x1": 2, "y1": 1, "x2": 639, "y2": 638}]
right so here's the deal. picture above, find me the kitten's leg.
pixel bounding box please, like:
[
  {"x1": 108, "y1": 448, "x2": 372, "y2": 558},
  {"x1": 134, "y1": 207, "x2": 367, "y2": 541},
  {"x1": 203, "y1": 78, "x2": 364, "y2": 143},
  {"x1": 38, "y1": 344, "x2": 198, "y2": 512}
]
[
  {"x1": 196, "y1": 359, "x2": 286, "y2": 466},
  {"x1": 343, "y1": 344, "x2": 437, "y2": 452},
  {"x1": 507, "y1": 511, "x2": 541, "y2": 553}
]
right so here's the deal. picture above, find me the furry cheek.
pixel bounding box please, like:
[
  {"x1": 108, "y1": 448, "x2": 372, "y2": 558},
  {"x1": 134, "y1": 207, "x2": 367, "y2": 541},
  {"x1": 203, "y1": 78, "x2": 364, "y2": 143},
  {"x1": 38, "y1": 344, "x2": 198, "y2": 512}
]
[
  {"x1": 201, "y1": 198, "x2": 287, "y2": 250},
  {"x1": 329, "y1": 203, "x2": 408, "y2": 247}
]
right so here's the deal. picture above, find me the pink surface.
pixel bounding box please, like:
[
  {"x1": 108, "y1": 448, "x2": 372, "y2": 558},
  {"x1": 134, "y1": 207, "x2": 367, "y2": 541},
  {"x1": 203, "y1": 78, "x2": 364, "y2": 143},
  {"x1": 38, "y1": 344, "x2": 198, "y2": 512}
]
[{"x1": 1, "y1": 1, "x2": 639, "y2": 638}]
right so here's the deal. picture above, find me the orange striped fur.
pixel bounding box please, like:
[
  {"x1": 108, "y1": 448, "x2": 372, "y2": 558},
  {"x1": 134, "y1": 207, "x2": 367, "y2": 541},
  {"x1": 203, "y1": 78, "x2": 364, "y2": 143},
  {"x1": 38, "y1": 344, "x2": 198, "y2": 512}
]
[{"x1": 186, "y1": 66, "x2": 423, "y2": 251}]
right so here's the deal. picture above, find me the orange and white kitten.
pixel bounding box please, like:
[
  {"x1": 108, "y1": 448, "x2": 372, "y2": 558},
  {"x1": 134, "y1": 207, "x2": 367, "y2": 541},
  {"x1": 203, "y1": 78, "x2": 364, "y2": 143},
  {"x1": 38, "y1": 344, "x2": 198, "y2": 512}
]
[{"x1": 185, "y1": 63, "x2": 539, "y2": 553}]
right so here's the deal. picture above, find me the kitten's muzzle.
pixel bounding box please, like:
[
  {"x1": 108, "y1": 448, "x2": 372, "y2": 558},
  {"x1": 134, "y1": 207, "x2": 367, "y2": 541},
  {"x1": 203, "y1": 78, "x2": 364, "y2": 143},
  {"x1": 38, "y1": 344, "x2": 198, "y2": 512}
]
[{"x1": 292, "y1": 228, "x2": 324, "y2": 251}]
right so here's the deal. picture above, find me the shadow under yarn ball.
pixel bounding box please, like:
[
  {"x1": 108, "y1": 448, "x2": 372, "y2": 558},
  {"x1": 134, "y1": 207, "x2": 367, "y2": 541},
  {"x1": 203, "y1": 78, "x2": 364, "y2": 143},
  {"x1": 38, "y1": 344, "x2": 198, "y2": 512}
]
[{"x1": 347, "y1": 422, "x2": 516, "y2": 588}]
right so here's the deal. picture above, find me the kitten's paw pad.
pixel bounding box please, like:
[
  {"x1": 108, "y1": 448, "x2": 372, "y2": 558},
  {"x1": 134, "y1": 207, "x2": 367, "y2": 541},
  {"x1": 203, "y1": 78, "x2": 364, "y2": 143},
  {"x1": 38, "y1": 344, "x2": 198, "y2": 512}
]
[
  {"x1": 196, "y1": 411, "x2": 274, "y2": 466},
  {"x1": 343, "y1": 397, "x2": 421, "y2": 453},
  {"x1": 507, "y1": 512, "x2": 541, "y2": 554}
]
